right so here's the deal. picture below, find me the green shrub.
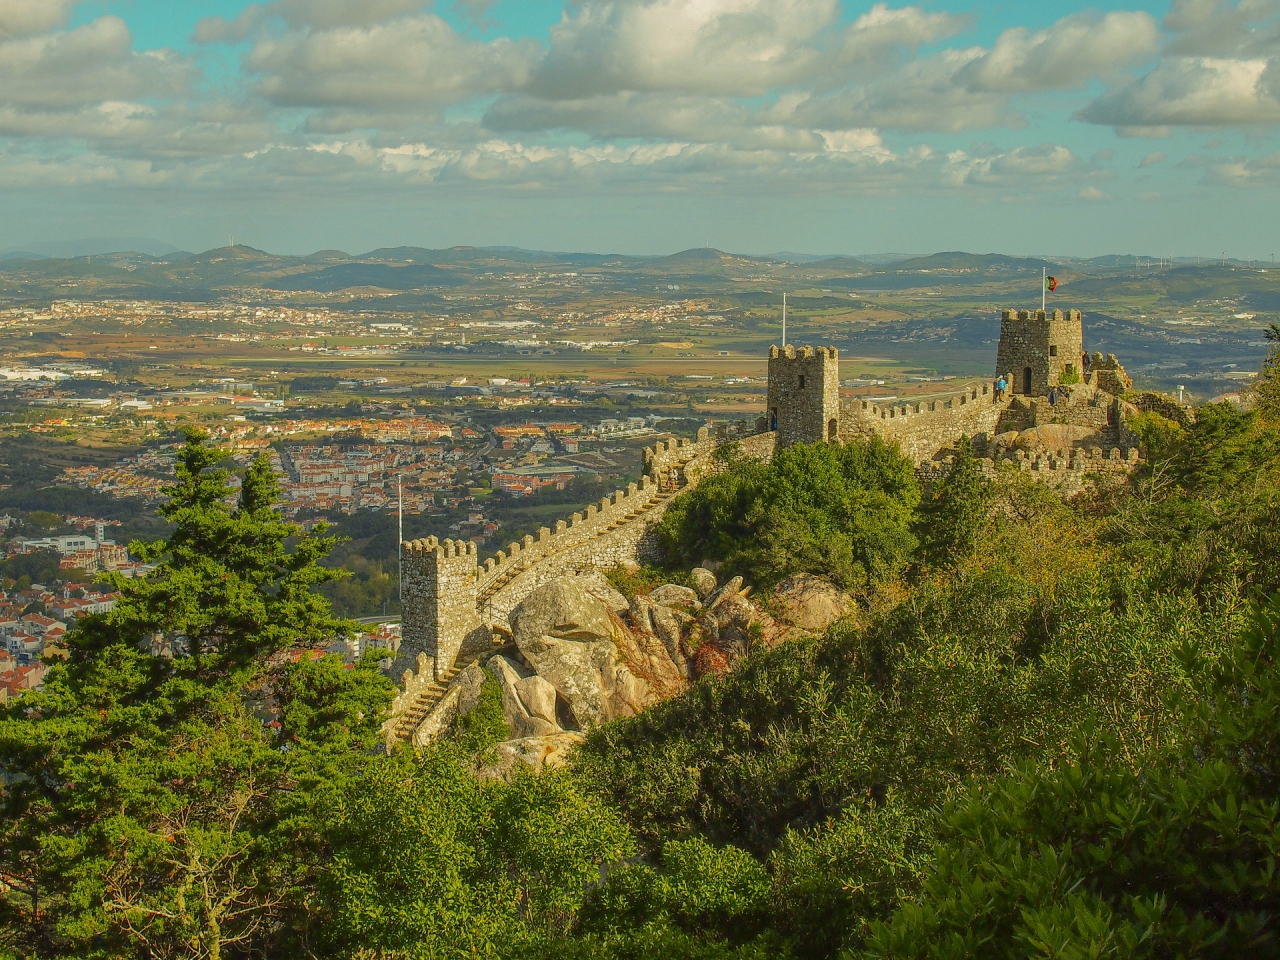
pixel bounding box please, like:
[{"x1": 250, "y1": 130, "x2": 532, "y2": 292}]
[
  {"x1": 454, "y1": 675, "x2": 510, "y2": 755},
  {"x1": 657, "y1": 438, "x2": 920, "y2": 592}
]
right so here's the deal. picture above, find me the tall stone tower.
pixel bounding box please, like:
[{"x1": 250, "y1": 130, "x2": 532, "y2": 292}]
[
  {"x1": 767, "y1": 344, "x2": 841, "y2": 448},
  {"x1": 995, "y1": 308, "x2": 1084, "y2": 397},
  {"x1": 399, "y1": 536, "x2": 481, "y2": 680}
]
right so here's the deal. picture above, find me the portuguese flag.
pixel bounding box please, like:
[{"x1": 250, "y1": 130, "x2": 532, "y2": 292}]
[{"x1": 1045, "y1": 275, "x2": 1058, "y2": 292}]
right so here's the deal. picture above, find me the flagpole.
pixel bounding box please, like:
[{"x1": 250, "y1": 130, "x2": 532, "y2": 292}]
[
  {"x1": 1042, "y1": 266, "x2": 1046, "y2": 312},
  {"x1": 782, "y1": 293, "x2": 787, "y2": 347},
  {"x1": 397, "y1": 476, "x2": 403, "y2": 616}
]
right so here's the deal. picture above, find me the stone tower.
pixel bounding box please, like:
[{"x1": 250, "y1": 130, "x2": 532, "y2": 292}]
[
  {"x1": 767, "y1": 344, "x2": 840, "y2": 448},
  {"x1": 399, "y1": 536, "x2": 481, "y2": 680},
  {"x1": 995, "y1": 308, "x2": 1084, "y2": 397}
]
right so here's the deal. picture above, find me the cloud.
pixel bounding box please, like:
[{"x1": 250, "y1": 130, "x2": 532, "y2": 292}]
[
  {"x1": 1203, "y1": 148, "x2": 1280, "y2": 185},
  {"x1": 943, "y1": 144, "x2": 1079, "y2": 186},
  {"x1": 246, "y1": 14, "x2": 536, "y2": 108},
  {"x1": 959, "y1": 11, "x2": 1159, "y2": 92},
  {"x1": 1078, "y1": 56, "x2": 1280, "y2": 129},
  {"x1": 453, "y1": 0, "x2": 498, "y2": 26},
  {"x1": 192, "y1": 7, "x2": 269, "y2": 44},
  {"x1": 1139, "y1": 150, "x2": 1168, "y2": 166},
  {"x1": 1078, "y1": 185, "x2": 1114, "y2": 200},
  {"x1": 195, "y1": 0, "x2": 440, "y2": 44},
  {"x1": 0, "y1": 0, "x2": 77, "y2": 40},
  {"x1": 0, "y1": 17, "x2": 193, "y2": 110},
  {"x1": 1164, "y1": 0, "x2": 1280, "y2": 56},
  {"x1": 527, "y1": 0, "x2": 840, "y2": 100},
  {"x1": 769, "y1": 48, "x2": 1022, "y2": 132}
]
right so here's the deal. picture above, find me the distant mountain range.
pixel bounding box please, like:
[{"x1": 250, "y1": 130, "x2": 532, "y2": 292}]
[
  {"x1": 0, "y1": 237, "x2": 185, "y2": 260},
  {"x1": 0, "y1": 242, "x2": 1270, "y2": 304}
]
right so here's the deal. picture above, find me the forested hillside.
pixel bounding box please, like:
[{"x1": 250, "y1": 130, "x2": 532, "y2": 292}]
[{"x1": 4, "y1": 332, "x2": 1280, "y2": 958}]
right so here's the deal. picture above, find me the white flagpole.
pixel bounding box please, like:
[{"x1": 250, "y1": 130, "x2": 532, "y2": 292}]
[
  {"x1": 397, "y1": 477, "x2": 403, "y2": 615},
  {"x1": 782, "y1": 293, "x2": 787, "y2": 346},
  {"x1": 1042, "y1": 266, "x2": 1046, "y2": 312}
]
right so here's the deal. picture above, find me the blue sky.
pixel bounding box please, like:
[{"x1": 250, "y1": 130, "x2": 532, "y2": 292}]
[{"x1": 4, "y1": 0, "x2": 1279, "y2": 257}]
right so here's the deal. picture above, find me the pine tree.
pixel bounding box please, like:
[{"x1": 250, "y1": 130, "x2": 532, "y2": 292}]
[{"x1": 0, "y1": 430, "x2": 392, "y2": 958}]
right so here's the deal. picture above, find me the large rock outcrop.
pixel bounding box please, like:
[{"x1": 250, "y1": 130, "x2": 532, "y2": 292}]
[
  {"x1": 510, "y1": 576, "x2": 655, "y2": 727},
  {"x1": 410, "y1": 567, "x2": 807, "y2": 777}
]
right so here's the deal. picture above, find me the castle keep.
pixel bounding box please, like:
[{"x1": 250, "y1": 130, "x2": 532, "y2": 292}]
[
  {"x1": 766, "y1": 345, "x2": 840, "y2": 446},
  {"x1": 388, "y1": 306, "x2": 1156, "y2": 743},
  {"x1": 995, "y1": 308, "x2": 1084, "y2": 396}
]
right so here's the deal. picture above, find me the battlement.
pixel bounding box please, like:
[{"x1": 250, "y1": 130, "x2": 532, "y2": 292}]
[
  {"x1": 400, "y1": 535, "x2": 482, "y2": 680},
  {"x1": 996, "y1": 307, "x2": 1084, "y2": 397},
  {"x1": 643, "y1": 427, "x2": 715, "y2": 484},
  {"x1": 767, "y1": 343, "x2": 841, "y2": 447},
  {"x1": 475, "y1": 474, "x2": 662, "y2": 600},
  {"x1": 852, "y1": 382, "x2": 994, "y2": 421},
  {"x1": 843, "y1": 380, "x2": 1006, "y2": 463}
]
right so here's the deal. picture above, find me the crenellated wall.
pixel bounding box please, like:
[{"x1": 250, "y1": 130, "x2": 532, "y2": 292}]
[
  {"x1": 842, "y1": 381, "x2": 1008, "y2": 465},
  {"x1": 400, "y1": 426, "x2": 777, "y2": 678},
  {"x1": 917, "y1": 443, "x2": 1141, "y2": 497}
]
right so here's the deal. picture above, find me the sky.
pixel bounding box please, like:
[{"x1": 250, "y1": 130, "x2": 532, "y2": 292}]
[{"x1": 1, "y1": 0, "x2": 1279, "y2": 257}]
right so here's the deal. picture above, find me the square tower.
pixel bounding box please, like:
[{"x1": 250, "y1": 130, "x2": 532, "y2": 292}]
[
  {"x1": 400, "y1": 536, "x2": 480, "y2": 680},
  {"x1": 995, "y1": 308, "x2": 1084, "y2": 397},
  {"x1": 767, "y1": 344, "x2": 841, "y2": 448}
]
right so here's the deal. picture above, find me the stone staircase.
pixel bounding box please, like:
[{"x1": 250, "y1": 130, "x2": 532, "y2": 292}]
[{"x1": 389, "y1": 666, "x2": 460, "y2": 743}]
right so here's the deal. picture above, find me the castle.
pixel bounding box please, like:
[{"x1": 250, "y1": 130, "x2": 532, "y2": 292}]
[{"x1": 386, "y1": 307, "x2": 1162, "y2": 741}]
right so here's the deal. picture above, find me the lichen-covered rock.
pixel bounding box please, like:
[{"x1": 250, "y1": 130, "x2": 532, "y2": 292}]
[
  {"x1": 575, "y1": 570, "x2": 630, "y2": 617},
  {"x1": 480, "y1": 732, "x2": 586, "y2": 781},
  {"x1": 709, "y1": 593, "x2": 772, "y2": 661},
  {"x1": 510, "y1": 577, "x2": 653, "y2": 727},
  {"x1": 703, "y1": 575, "x2": 744, "y2": 611},
  {"x1": 487, "y1": 655, "x2": 560, "y2": 739},
  {"x1": 515, "y1": 674, "x2": 559, "y2": 726},
  {"x1": 612, "y1": 610, "x2": 687, "y2": 698},
  {"x1": 510, "y1": 576, "x2": 617, "y2": 647},
  {"x1": 1013, "y1": 424, "x2": 1103, "y2": 456},
  {"x1": 648, "y1": 584, "x2": 701, "y2": 610},
  {"x1": 771, "y1": 573, "x2": 854, "y2": 634},
  {"x1": 689, "y1": 567, "x2": 718, "y2": 599}
]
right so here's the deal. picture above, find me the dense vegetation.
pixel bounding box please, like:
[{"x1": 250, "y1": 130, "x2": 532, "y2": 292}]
[
  {"x1": 5, "y1": 350, "x2": 1280, "y2": 957},
  {"x1": 657, "y1": 437, "x2": 920, "y2": 592}
]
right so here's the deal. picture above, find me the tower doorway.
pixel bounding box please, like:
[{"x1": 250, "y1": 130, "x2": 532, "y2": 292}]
[
  {"x1": 770, "y1": 408, "x2": 778, "y2": 431},
  {"x1": 827, "y1": 419, "x2": 838, "y2": 442},
  {"x1": 1022, "y1": 367, "x2": 1033, "y2": 395}
]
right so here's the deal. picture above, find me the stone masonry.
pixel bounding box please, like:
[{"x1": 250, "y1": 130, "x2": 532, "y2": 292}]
[
  {"x1": 400, "y1": 537, "x2": 484, "y2": 680},
  {"x1": 995, "y1": 309, "x2": 1084, "y2": 396},
  {"x1": 767, "y1": 345, "x2": 841, "y2": 447}
]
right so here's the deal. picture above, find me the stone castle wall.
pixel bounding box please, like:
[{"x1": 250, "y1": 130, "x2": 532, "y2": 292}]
[
  {"x1": 399, "y1": 427, "x2": 779, "y2": 675},
  {"x1": 399, "y1": 537, "x2": 484, "y2": 679},
  {"x1": 917, "y1": 444, "x2": 1140, "y2": 498},
  {"x1": 842, "y1": 381, "x2": 1007, "y2": 465}
]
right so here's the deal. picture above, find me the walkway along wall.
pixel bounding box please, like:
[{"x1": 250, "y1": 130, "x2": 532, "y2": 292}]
[
  {"x1": 841, "y1": 381, "x2": 1009, "y2": 466},
  {"x1": 397, "y1": 427, "x2": 777, "y2": 679}
]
